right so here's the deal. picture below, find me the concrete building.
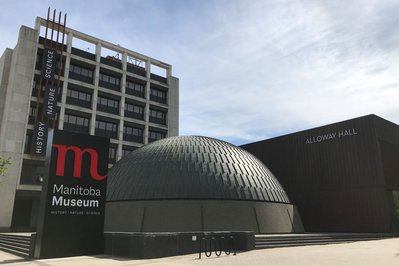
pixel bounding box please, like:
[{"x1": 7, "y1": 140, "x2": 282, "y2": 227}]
[{"x1": 0, "y1": 16, "x2": 179, "y2": 232}]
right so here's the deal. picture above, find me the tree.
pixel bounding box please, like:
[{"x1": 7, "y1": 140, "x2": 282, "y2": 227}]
[{"x1": 0, "y1": 157, "x2": 11, "y2": 176}]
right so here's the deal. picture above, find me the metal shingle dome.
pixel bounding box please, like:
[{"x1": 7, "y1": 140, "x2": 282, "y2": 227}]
[{"x1": 107, "y1": 136, "x2": 290, "y2": 203}]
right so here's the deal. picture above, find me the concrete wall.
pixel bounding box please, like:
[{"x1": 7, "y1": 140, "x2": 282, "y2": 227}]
[
  {"x1": 0, "y1": 26, "x2": 38, "y2": 231},
  {"x1": 105, "y1": 200, "x2": 304, "y2": 234},
  {"x1": 168, "y1": 76, "x2": 179, "y2": 137},
  {"x1": 0, "y1": 49, "x2": 13, "y2": 128},
  {"x1": 0, "y1": 48, "x2": 14, "y2": 231}
]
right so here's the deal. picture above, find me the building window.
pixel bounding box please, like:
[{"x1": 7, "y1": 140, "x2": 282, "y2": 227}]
[
  {"x1": 63, "y1": 113, "x2": 90, "y2": 133},
  {"x1": 97, "y1": 96, "x2": 119, "y2": 115},
  {"x1": 125, "y1": 102, "x2": 144, "y2": 120},
  {"x1": 66, "y1": 88, "x2": 92, "y2": 108},
  {"x1": 31, "y1": 76, "x2": 43, "y2": 97},
  {"x1": 35, "y1": 52, "x2": 43, "y2": 70},
  {"x1": 126, "y1": 80, "x2": 145, "y2": 98},
  {"x1": 95, "y1": 120, "x2": 118, "y2": 139},
  {"x1": 99, "y1": 72, "x2": 120, "y2": 91},
  {"x1": 123, "y1": 125, "x2": 143, "y2": 143},
  {"x1": 150, "y1": 87, "x2": 167, "y2": 104},
  {"x1": 24, "y1": 133, "x2": 33, "y2": 154},
  {"x1": 149, "y1": 108, "x2": 167, "y2": 125},
  {"x1": 28, "y1": 105, "x2": 39, "y2": 124},
  {"x1": 57, "y1": 86, "x2": 63, "y2": 102},
  {"x1": 149, "y1": 130, "x2": 166, "y2": 143},
  {"x1": 55, "y1": 60, "x2": 64, "y2": 77},
  {"x1": 109, "y1": 146, "x2": 117, "y2": 164},
  {"x1": 20, "y1": 160, "x2": 46, "y2": 185},
  {"x1": 69, "y1": 64, "x2": 94, "y2": 84}
]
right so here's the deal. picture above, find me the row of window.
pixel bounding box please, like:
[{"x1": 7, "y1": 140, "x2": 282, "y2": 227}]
[
  {"x1": 66, "y1": 88, "x2": 92, "y2": 108},
  {"x1": 36, "y1": 46, "x2": 166, "y2": 85},
  {"x1": 123, "y1": 125, "x2": 143, "y2": 142},
  {"x1": 150, "y1": 88, "x2": 167, "y2": 104},
  {"x1": 126, "y1": 80, "x2": 145, "y2": 97},
  {"x1": 69, "y1": 47, "x2": 148, "y2": 78},
  {"x1": 67, "y1": 88, "x2": 91, "y2": 102},
  {"x1": 65, "y1": 88, "x2": 166, "y2": 124},
  {"x1": 149, "y1": 131, "x2": 166, "y2": 142},
  {"x1": 99, "y1": 72, "x2": 120, "y2": 85},
  {"x1": 62, "y1": 113, "x2": 166, "y2": 143},
  {"x1": 67, "y1": 64, "x2": 167, "y2": 104},
  {"x1": 28, "y1": 103, "x2": 59, "y2": 124},
  {"x1": 97, "y1": 95, "x2": 119, "y2": 114},
  {"x1": 25, "y1": 131, "x2": 136, "y2": 164},
  {"x1": 149, "y1": 109, "x2": 167, "y2": 125},
  {"x1": 31, "y1": 78, "x2": 63, "y2": 101},
  {"x1": 125, "y1": 102, "x2": 144, "y2": 120},
  {"x1": 29, "y1": 99, "x2": 165, "y2": 130},
  {"x1": 70, "y1": 64, "x2": 93, "y2": 78}
]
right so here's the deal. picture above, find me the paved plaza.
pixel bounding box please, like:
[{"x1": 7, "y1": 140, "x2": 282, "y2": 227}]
[{"x1": 1, "y1": 238, "x2": 399, "y2": 266}]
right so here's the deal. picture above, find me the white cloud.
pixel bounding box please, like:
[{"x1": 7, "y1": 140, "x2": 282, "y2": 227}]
[{"x1": 173, "y1": 0, "x2": 399, "y2": 144}]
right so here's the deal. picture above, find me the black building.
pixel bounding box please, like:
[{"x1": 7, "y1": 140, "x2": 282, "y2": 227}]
[{"x1": 242, "y1": 115, "x2": 399, "y2": 233}]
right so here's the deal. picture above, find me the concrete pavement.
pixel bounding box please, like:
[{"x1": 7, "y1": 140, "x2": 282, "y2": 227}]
[{"x1": 1, "y1": 237, "x2": 399, "y2": 266}]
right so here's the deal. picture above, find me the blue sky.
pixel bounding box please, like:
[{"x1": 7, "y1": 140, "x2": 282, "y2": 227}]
[{"x1": 1, "y1": 0, "x2": 398, "y2": 145}]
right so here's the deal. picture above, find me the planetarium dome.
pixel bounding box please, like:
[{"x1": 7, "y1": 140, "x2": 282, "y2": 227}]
[
  {"x1": 107, "y1": 135, "x2": 289, "y2": 203},
  {"x1": 105, "y1": 136, "x2": 303, "y2": 233}
]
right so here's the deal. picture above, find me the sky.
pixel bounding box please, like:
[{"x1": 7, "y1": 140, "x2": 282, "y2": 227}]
[{"x1": 0, "y1": 0, "x2": 398, "y2": 145}]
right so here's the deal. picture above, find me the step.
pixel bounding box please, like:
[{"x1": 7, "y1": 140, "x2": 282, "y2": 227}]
[
  {"x1": 254, "y1": 233, "x2": 392, "y2": 249},
  {"x1": 255, "y1": 237, "x2": 384, "y2": 249},
  {"x1": 0, "y1": 233, "x2": 32, "y2": 258},
  {"x1": 256, "y1": 237, "x2": 381, "y2": 246},
  {"x1": 256, "y1": 235, "x2": 382, "y2": 240},
  {"x1": 256, "y1": 236, "x2": 342, "y2": 242},
  {"x1": 255, "y1": 236, "x2": 383, "y2": 242},
  {"x1": 0, "y1": 245, "x2": 29, "y2": 257},
  {"x1": 0, "y1": 236, "x2": 30, "y2": 245},
  {"x1": 255, "y1": 235, "x2": 390, "y2": 243},
  {"x1": 0, "y1": 235, "x2": 31, "y2": 242},
  {"x1": 0, "y1": 233, "x2": 31, "y2": 239},
  {"x1": 255, "y1": 235, "x2": 386, "y2": 240},
  {"x1": 0, "y1": 238, "x2": 30, "y2": 249},
  {"x1": 256, "y1": 241, "x2": 352, "y2": 249},
  {"x1": 0, "y1": 242, "x2": 29, "y2": 254}
]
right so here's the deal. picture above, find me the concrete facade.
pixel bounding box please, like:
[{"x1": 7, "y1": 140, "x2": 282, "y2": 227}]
[
  {"x1": 0, "y1": 26, "x2": 39, "y2": 231},
  {"x1": 0, "y1": 17, "x2": 179, "y2": 231},
  {"x1": 105, "y1": 200, "x2": 303, "y2": 234}
]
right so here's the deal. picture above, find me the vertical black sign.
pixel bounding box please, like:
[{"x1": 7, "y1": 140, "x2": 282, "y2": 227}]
[
  {"x1": 34, "y1": 130, "x2": 110, "y2": 259},
  {"x1": 41, "y1": 48, "x2": 57, "y2": 80},
  {"x1": 42, "y1": 85, "x2": 59, "y2": 119},
  {"x1": 31, "y1": 121, "x2": 48, "y2": 156}
]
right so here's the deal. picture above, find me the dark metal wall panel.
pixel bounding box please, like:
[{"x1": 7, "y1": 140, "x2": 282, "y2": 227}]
[
  {"x1": 374, "y1": 116, "x2": 399, "y2": 146},
  {"x1": 374, "y1": 116, "x2": 399, "y2": 191},
  {"x1": 242, "y1": 115, "x2": 398, "y2": 232},
  {"x1": 380, "y1": 140, "x2": 399, "y2": 190}
]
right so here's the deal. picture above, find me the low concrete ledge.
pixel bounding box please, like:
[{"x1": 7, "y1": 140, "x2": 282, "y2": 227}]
[{"x1": 104, "y1": 231, "x2": 255, "y2": 259}]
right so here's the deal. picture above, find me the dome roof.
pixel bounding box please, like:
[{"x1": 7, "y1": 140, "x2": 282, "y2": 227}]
[{"x1": 107, "y1": 136, "x2": 290, "y2": 203}]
